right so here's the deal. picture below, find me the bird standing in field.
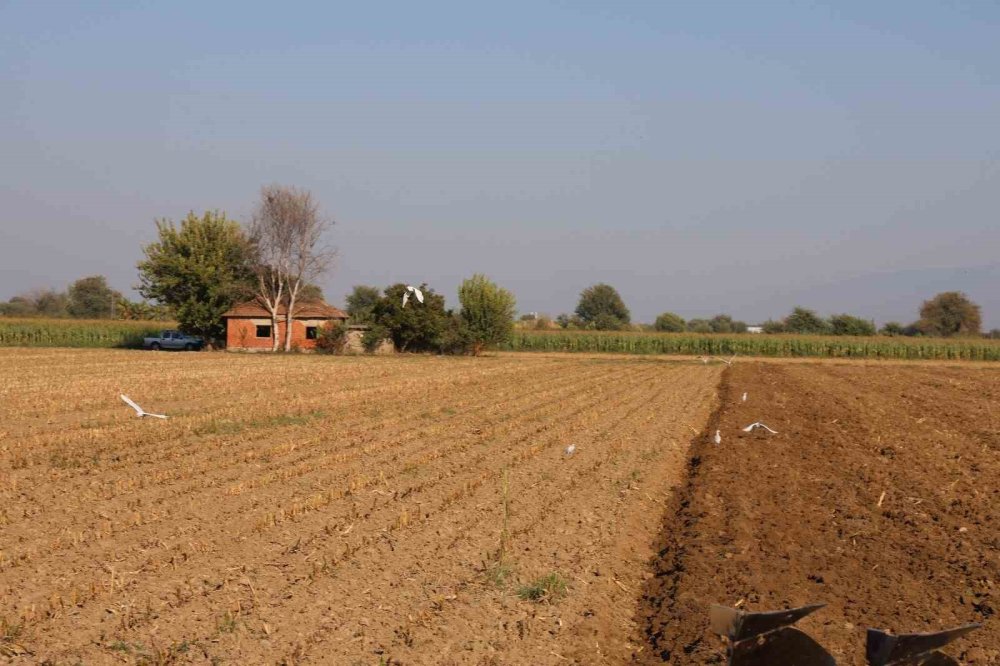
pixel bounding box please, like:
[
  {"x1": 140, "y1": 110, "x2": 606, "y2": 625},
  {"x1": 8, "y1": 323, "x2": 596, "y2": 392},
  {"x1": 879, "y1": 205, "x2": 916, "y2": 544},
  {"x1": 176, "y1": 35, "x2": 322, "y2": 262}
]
[
  {"x1": 564, "y1": 444, "x2": 576, "y2": 456},
  {"x1": 741, "y1": 392, "x2": 748, "y2": 402},
  {"x1": 120, "y1": 394, "x2": 168, "y2": 419},
  {"x1": 713, "y1": 430, "x2": 722, "y2": 445},
  {"x1": 402, "y1": 285, "x2": 424, "y2": 308}
]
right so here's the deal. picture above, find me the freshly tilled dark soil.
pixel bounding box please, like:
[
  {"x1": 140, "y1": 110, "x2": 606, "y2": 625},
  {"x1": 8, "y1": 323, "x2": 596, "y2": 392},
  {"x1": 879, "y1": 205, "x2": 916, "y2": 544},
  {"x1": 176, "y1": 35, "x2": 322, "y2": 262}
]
[{"x1": 638, "y1": 362, "x2": 999, "y2": 665}]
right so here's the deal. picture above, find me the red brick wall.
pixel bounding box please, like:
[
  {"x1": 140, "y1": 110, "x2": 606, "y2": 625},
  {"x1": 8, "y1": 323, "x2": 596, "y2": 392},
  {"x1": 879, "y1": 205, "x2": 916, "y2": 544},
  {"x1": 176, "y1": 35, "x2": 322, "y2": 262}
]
[{"x1": 225, "y1": 317, "x2": 340, "y2": 350}]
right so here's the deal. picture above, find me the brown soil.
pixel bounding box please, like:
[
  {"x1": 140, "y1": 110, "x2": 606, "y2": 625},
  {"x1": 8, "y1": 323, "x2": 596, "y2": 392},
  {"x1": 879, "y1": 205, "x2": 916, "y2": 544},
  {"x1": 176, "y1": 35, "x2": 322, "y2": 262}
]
[
  {"x1": 639, "y1": 362, "x2": 1000, "y2": 665},
  {"x1": 0, "y1": 350, "x2": 719, "y2": 664}
]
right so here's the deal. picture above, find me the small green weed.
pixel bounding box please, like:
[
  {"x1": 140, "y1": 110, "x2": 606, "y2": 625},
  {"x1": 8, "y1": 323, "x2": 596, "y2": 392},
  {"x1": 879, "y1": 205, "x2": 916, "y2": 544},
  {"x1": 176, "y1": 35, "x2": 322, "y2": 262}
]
[{"x1": 517, "y1": 573, "x2": 567, "y2": 603}]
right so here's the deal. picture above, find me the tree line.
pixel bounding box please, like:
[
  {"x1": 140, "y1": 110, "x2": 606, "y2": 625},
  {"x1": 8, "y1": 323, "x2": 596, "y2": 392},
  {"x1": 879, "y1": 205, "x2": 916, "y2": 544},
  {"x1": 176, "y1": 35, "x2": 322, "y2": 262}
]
[
  {"x1": 0, "y1": 275, "x2": 171, "y2": 320},
  {"x1": 319, "y1": 277, "x2": 517, "y2": 355},
  {"x1": 2, "y1": 186, "x2": 995, "y2": 344},
  {"x1": 533, "y1": 283, "x2": 994, "y2": 339}
]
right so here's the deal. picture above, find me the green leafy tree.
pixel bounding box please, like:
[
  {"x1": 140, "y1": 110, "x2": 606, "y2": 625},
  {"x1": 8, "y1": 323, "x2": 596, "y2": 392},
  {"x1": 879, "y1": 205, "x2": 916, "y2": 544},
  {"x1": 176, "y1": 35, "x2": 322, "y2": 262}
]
[
  {"x1": 654, "y1": 312, "x2": 686, "y2": 332},
  {"x1": 709, "y1": 317, "x2": 750, "y2": 333},
  {"x1": 686, "y1": 318, "x2": 711, "y2": 334},
  {"x1": 115, "y1": 297, "x2": 172, "y2": 321},
  {"x1": 458, "y1": 274, "x2": 516, "y2": 355},
  {"x1": 828, "y1": 313, "x2": 875, "y2": 336},
  {"x1": 34, "y1": 290, "x2": 69, "y2": 317},
  {"x1": 879, "y1": 322, "x2": 905, "y2": 336},
  {"x1": 67, "y1": 276, "x2": 120, "y2": 319},
  {"x1": 590, "y1": 312, "x2": 627, "y2": 331},
  {"x1": 0, "y1": 289, "x2": 68, "y2": 317},
  {"x1": 987, "y1": 329, "x2": 1000, "y2": 340},
  {"x1": 298, "y1": 284, "x2": 325, "y2": 302},
  {"x1": 575, "y1": 284, "x2": 630, "y2": 330},
  {"x1": 345, "y1": 285, "x2": 382, "y2": 324},
  {"x1": 784, "y1": 307, "x2": 830, "y2": 334},
  {"x1": 917, "y1": 291, "x2": 982, "y2": 337},
  {"x1": 371, "y1": 283, "x2": 451, "y2": 352},
  {"x1": 0, "y1": 295, "x2": 37, "y2": 317},
  {"x1": 137, "y1": 211, "x2": 256, "y2": 343},
  {"x1": 362, "y1": 324, "x2": 391, "y2": 353},
  {"x1": 762, "y1": 319, "x2": 786, "y2": 334}
]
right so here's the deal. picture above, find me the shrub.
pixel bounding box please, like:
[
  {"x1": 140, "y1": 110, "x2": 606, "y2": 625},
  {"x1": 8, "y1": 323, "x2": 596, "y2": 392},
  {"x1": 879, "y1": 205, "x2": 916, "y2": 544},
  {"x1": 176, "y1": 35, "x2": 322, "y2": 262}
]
[
  {"x1": 686, "y1": 318, "x2": 711, "y2": 334},
  {"x1": 439, "y1": 314, "x2": 473, "y2": 355},
  {"x1": 654, "y1": 312, "x2": 685, "y2": 332},
  {"x1": 361, "y1": 324, "x2": 391, "y2": 353},
  {"x1": 879, "y1": 322, "x2": 905, "y2": 336},
  {"x1": 761, "y1": 319, "x2": 786, "y2": 334},
  {"x1": 829, "y1": 314, "x2": 876, "y2": 336},
  {"x1": 314, "y1": 321, "x2": 348, "y2": 354},
  {"x1": 591, "y1": 312, "x2": 627, "y2": 331}
]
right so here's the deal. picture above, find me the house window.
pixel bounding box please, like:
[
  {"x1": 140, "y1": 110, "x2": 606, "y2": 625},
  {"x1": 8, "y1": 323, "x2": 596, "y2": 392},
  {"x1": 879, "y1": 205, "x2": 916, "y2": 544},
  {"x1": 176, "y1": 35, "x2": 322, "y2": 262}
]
[
  {"x1": 306, "y1": 326, "x2": 318, "y2": 340},
  {"x1": 255, "y1": 325, "x2": 271, "y2": 338}
]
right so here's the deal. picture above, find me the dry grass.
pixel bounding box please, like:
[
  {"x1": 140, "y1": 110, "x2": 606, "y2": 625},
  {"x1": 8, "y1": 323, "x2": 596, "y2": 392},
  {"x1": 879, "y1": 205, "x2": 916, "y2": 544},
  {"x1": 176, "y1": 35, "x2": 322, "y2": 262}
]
[{"x1": 0, "y1": 348, "x2": 719, "y2": 664}]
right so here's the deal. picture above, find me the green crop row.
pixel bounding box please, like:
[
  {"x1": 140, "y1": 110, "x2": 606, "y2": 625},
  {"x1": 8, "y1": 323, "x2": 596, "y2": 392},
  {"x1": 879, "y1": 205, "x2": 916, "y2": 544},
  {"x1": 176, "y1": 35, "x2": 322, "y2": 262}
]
[
  {"x1": 0, "y1": 318, "x2": 171, "y2": 349},
  {"x1": 501, "y1": 330, "x2": 1000, "y2": 361}
]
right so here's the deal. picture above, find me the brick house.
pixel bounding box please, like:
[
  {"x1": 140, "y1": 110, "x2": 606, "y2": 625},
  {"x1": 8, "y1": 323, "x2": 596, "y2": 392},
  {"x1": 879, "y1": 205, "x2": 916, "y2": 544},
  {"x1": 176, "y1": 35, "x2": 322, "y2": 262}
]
[{"x1": 222, "y1": 300, "x2": 348, "y2": 351}]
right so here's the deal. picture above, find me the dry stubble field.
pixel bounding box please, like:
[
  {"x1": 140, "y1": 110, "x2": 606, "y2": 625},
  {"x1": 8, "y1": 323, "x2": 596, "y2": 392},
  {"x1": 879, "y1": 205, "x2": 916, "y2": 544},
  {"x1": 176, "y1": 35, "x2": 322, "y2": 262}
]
[{"x1": 0, "y1": 349, "x2": 719, "y2": 664}]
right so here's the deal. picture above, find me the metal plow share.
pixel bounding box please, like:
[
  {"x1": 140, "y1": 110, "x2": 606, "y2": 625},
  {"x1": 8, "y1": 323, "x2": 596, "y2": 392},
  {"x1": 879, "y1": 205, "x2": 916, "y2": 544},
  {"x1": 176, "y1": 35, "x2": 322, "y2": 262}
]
[{"x1": 710, "y1": 603, "x2": 980, "y2": 666}]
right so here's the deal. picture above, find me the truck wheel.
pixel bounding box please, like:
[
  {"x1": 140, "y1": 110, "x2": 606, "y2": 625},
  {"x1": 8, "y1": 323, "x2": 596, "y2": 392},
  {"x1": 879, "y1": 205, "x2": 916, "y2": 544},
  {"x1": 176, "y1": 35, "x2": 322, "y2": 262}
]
[
  {"x1": 185, "y1": 343, "x2": 194, "y2": 351},
  {"x1": 150, "y1": 342, "x2": 161, "y2": 351}
]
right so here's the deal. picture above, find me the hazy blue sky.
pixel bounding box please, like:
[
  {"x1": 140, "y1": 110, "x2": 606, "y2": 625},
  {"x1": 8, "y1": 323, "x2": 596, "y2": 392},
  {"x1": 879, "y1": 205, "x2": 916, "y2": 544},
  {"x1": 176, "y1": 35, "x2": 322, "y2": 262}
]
[{"x1": 3, "y1": 1, "x2": 999, "y2": 326}]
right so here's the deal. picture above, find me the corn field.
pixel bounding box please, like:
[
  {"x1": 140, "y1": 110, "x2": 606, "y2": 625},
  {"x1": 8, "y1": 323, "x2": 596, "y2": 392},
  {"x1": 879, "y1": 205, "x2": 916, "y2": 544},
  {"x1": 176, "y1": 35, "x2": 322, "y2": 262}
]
[
  {"x1": 502, "y1": 330, "x2": 1000, "y2": 361},
  {"x1": 0, "y1": 317, "x2": 169, "y2": 348}
]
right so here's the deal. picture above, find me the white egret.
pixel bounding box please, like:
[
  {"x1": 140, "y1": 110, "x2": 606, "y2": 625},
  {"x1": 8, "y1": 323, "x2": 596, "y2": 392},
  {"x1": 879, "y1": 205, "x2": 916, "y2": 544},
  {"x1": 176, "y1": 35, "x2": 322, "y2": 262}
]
[
  {"x1": 402, "y1": 285, "x2": 425, "y2": 307},
  {"x1": 120, "y1": 394, "x2": 168, "y2": 419},
  {"x1": 713, "y1": 430, "x2": 721, "y2": 445},
  {"x1": 742, "y1": 422, "x2": 778, "y2": 434}
]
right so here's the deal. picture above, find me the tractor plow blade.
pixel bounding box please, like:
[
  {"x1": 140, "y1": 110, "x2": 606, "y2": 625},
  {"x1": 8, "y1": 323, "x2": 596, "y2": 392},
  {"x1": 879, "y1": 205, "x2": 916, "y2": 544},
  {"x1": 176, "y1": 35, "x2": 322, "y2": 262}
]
[{"x1": 866, "y1": 624, "x2": 980, "y2": 666}]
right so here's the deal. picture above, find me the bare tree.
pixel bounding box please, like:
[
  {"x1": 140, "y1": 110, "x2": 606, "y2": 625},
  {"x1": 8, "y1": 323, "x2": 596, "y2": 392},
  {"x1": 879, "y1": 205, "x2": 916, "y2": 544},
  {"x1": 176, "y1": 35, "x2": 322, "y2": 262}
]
[{"x1": 248, "y1": 185, "x2": 335, "y2": 351}]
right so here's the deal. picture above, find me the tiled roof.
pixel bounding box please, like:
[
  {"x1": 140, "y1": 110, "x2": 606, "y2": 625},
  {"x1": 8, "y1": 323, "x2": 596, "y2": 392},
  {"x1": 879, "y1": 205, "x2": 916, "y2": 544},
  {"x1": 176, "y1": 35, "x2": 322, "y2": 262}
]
[{"x1": 222, "y1": 300, "x2": 348, "y2": 319}]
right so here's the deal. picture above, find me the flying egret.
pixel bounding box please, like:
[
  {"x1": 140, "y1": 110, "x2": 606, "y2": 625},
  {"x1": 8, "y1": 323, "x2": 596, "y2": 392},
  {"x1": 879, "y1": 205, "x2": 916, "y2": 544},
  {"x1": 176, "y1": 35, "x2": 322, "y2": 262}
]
[
  {"x1": 402, "y1": 285, "x2": 425, "y2": 307},
  {"x1": 120, "y1": 394, "x2": 168, "y2": 419},
  {"x1": 713, "y1": 430, "x2": 721, "y2": 445},
  {"x1": 564, "y1": 444, "x2": 576, "y2": 456},
  {"x1": 712, "y1": 355, "x2": 736, "y2": 366},
  {"x1": 742, "y1": 422, "x2": 778, "y2": 434}
]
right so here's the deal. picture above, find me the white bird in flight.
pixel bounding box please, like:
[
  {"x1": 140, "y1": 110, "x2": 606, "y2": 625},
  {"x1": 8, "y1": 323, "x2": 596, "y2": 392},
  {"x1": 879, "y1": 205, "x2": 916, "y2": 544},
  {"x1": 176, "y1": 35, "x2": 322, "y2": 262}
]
[
  {"x1": 564, "y1": 444, "x2": 576, "y2": 456},
  {"x1": 713, "y1": 430, "x2": 721, "y2": 445},
  {"x1": 401, "y1": 285, "x2": 425, "y2": 308},
  {"x1": 120, "y1": 394, "x2": 168, "y2": 419},
  {"x1": 712, "y1": 355, "x2": 737, "y2": 366},
  {"x1": 742, "y1": 422, "x2": 778, "y2": 434}
]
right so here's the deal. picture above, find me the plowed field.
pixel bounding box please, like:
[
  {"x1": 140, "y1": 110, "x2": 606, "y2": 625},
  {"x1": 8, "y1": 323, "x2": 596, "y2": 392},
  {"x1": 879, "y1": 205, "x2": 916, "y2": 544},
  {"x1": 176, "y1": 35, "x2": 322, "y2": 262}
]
[
  {"x1": 641, "y1": 362, "x2": 1000, "y2": 665},
  {"x1": 0, "y1": 349, "x2": 719, "y2": 664}
]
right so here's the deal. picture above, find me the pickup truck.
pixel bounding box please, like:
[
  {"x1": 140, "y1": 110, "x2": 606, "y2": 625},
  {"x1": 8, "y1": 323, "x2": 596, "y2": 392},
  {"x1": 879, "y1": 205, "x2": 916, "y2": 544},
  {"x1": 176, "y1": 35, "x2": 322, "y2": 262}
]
[{"x1": 143, "y1": 330, "x2": 204, "y2": 351}]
